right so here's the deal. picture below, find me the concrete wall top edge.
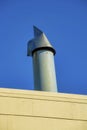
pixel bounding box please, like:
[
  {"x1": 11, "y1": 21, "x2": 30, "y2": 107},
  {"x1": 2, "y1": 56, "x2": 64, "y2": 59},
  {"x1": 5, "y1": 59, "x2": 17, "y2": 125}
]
[
  {"x1": 0, "y1": 88, "x2": 87, "y2": 103},
  {"x1": 0, "y1": 88, "x2": 87, "y2": 121}
]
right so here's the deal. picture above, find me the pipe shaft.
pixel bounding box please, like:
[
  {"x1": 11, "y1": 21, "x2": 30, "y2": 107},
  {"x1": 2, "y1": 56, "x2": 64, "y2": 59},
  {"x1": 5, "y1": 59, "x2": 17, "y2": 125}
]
[{"x1": 33, "y1": 50, "x2": 57, "y2": 92}]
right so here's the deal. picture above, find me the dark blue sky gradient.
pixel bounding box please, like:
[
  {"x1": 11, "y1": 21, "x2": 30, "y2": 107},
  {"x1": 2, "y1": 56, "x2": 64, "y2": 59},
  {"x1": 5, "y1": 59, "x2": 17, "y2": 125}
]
[{"x1": 0, "y1": 0, "x2": 87, "y2": 95}]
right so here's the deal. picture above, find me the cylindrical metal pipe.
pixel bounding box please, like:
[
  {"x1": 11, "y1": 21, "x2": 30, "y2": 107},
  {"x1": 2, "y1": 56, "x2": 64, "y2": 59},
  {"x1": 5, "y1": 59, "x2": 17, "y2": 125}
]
[
  {"x1": 33, "y1": 50, "x2": 57, "y2": 92},
  {"x1": 27, "y1": 26, "x2": 58, "y2": 92}
]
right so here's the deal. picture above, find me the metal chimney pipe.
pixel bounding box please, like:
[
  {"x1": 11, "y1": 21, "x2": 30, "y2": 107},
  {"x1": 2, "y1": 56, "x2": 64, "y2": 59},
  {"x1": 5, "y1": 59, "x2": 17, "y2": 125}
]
[{"x1": 27, "y1": 26, "x2": 57, "y2": 92}]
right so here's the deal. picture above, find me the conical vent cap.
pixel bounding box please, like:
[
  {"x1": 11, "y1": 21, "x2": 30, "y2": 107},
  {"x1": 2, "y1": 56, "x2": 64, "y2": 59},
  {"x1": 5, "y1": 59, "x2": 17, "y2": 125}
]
[{"x1": 27, "y1": 26, "x2": 56, "y2": 56}]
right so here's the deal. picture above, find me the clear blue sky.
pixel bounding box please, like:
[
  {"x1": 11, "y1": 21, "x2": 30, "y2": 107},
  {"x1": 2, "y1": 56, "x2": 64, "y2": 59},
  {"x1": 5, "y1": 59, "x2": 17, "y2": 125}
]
[{"x1": 0, "y1": 0, "x2": 87, "y2": 95}]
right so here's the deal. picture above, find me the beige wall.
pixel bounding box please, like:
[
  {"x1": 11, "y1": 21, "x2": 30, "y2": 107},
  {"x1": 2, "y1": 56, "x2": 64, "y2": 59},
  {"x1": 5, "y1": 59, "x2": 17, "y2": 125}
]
[{"x1": 0, "y1": 88, "x2": 87, "y2": 130}]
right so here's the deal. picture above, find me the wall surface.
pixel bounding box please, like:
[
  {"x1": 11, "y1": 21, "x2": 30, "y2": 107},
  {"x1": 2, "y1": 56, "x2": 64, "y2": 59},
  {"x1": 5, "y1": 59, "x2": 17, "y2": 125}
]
[{"x1": 0, "y1": 88, "x2": 87, "y2": 130}]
